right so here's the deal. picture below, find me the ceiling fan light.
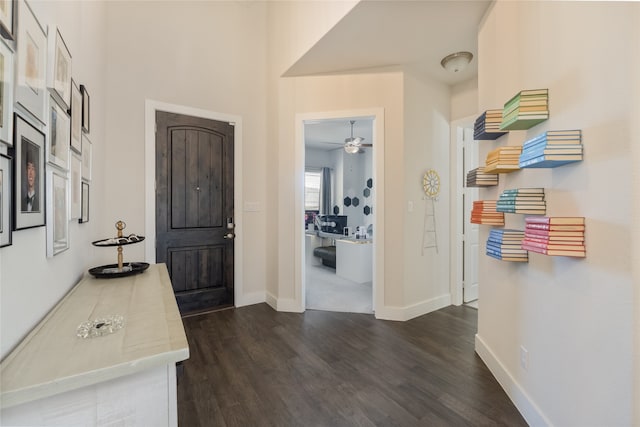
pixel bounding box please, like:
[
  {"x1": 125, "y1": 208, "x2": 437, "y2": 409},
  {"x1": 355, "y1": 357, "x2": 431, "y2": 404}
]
[
  {"x1": 440, "y1": 51, "x2": 473, "y2": 73},
  {"x1": 344, "y1": 144, "x2": 360, "y2": 154}
]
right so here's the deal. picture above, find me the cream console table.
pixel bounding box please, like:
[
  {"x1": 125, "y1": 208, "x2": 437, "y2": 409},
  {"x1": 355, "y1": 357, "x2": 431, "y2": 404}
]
[{"x1": 0, "y1": 263, "x2": 189, "y2": 426}]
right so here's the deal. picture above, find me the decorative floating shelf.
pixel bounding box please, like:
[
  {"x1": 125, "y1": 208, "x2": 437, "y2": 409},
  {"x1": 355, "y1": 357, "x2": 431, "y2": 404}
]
[
  {"x1": 520, "y1": 129, "x2": 583, "y2": 168},
  {"x1": 474, "y1": 109, "x2": 508, "y2": 140},
  {"x1": 471, "y1": 200, "x2": 505, "y2": 226},
  {"x1": 485, "y1": 145, "x2": 522, "y2": 174},
  {"x1": 500, "y1": 88, "x2": 549, "y2": 131},
  {"x1": 486, "y1": 229, "x2": 528, "y2": 262},
  {"x1": 497, "y1": 188, "x2": 546, "y2": 215},
  {"x1": 522, "y1": 216, "x2": 586, "y2": 257},
  {"x1": 467, "y1": 167, "x2": 499, "y2": 187}
]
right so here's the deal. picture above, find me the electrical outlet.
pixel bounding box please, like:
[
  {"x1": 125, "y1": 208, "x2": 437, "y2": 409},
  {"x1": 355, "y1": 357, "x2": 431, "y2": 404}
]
[{"x1": 520, "y1": 346, "x2": 529, "y2": 371}]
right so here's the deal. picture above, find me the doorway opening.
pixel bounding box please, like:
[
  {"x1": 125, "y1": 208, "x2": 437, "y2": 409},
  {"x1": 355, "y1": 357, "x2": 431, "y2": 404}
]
[
  {"x1": 304, "y1": 118, "x2": 374, "y2": 313},
  {"x1": 294, "y1": 108, "x2": 385, "y2": 315}
]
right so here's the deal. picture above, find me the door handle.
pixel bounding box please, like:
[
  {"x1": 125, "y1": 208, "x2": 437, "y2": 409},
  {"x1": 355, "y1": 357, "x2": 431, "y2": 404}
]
[{"x1": 223, "y1": 233, "x2": 235, "y2": 240}]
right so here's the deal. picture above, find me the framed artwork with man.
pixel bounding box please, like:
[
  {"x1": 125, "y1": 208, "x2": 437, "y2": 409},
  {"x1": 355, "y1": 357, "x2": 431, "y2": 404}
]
[{"x1": 14, "y1": 113, "x2": 45, "y2": 230}]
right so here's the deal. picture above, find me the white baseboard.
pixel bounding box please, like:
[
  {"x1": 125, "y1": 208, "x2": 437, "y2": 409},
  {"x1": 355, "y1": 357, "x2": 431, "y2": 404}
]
[
  {"x1": 235, "y1": 291, "x2": 266, "y2": 308},
  {"x1": 475, "y1": 334, "x2": 551, "y2": 427},
  {"x1": 375, "y1": 294, "x2": 451, "y2": 321},
  {"x1": 264, "y1": 292, "x2": 303, "y2": 313}
]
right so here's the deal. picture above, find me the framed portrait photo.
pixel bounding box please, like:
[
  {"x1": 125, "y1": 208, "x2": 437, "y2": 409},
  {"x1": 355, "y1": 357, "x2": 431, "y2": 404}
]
[
  {"x1": 79, "y1": 181, "x2": 88, "y2": 223},
  {"x1": 0, "y1": 37, "x2": 14, "y2": 146},
  {"x1": 80, "y1": 84, "x2": 89, "y2": 133},
  {"x1": 70, "y1": 79, "x2": 81, "y2": 153},
  {"x1": 0, "y1": 152, "x2": 12, "y2": 247},
  {"x1": 46, "y1": 167, "x2": 69, "y2": 257},
  {"x1": 16, "y1": 0, "x2": 47, "y2": 124},
  {"x1": 48, "y1": 98, "x2": 70, "y2": 170},
  {"x1": 81, "y1": 134, "x2": 91, "y2": 181},
  {"x1": 70, "y1": 152, "x2": 81, "y2": 220},
  {"x1": 0, "y1": 0, "x2": 14, "y2": 41},
  {"x1": 14, "y1": 113, "x2": 45, "y2": 230},
  {"x1": 49, "y1": 27, "x2": 71, "y2": 110}
]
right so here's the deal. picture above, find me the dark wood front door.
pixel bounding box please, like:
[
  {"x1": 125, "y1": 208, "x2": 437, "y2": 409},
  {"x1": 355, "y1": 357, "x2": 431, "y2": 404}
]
[{"x1": 156, "y1": 111, "x2": 234, "y2": 314}]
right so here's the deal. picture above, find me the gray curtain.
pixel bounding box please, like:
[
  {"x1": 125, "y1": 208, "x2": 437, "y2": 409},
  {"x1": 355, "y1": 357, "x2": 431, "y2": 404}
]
[{"x1": 320, "y1": 167, "x2": 332, "y2": 215}]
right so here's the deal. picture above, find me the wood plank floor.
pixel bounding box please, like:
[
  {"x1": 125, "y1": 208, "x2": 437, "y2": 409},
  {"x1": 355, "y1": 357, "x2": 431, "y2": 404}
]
[{"x1": 177, "y1": 304, "x2": 527, "y2": 426}]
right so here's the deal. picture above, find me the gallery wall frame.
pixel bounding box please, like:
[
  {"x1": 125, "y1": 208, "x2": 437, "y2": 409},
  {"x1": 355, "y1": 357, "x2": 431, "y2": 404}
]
[
  {"x1": 70, "y1": 79, "x2": 81, "y2": 153},
  {"x1": 46, "y1": 166, "x2": 69, "y2": 257},
  {"x1": 80, "y1": 84, "x2": 89, "y2": 133},
  {"x1": 79, "y1": 180, "x2": 88, "y2": 223},
  {"x1": 0, "y1": 0, "x2": 14, "y2": 41},
  {"x1": 14, "y1": 113, "x2": 45, "y2": 230},
  {"x1": 0, "y1": 151, "x2": 12, "y2": 247},
  {"x1": 49, "y1": 27, "x2": 72, "y2": 110},
  {"x1": 70, "y1": 152, "x2": 81, "y2": 220},
  {"x1": 81, "y1": 134, "x2": 91, "y2": 181},
  {"x1": 16, "y1": 0, "x2": 47, "y2": 124},
  {"x1": 0, "y1": 37, "x2": 14, "y2": 146},
  {"x1": 48, "y1": 97, "x2": 70, "y2": 170}
]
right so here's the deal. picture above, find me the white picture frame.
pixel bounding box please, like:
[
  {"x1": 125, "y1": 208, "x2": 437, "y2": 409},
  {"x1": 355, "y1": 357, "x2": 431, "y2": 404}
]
[
  {"x1": 0, "y1": 152, "x2": 12, "y2": 247},
  {"x1": 0, "y1": 37, "x2": 14, "y2": 145},
  {"x1": 81, "y1": 134, "x2": 91, "y2": 181},
  {"x1": 70, "y1": 79, "x2": 81, "y2": 153},
  {"x1": 70, "y1": 152, "x2": 81, "y2": 220},
  {"x1": 0, "y1": 0, "x2": 14, "y2": 40},
  {"x1": 47, "y1": 97, "x2": 70, "y2": 170},
  {"x1": 16, "y1": 0, "x2": 47, "y2": 124},
  {"x1": 46, "y1": 167, "x2": 69, "y2": 257},
  {"x1": 14, "y1": 113, "x2": 45, "y2": 230},
  {"x1": 48, "y1": 27, "x2": 71, "y2": 110}
]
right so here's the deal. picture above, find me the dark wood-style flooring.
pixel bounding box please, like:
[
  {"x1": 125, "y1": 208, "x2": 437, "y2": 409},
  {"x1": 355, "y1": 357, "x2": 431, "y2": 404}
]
[{"x1": 177, "y1": 304, "x2": 526, "y2": 426}]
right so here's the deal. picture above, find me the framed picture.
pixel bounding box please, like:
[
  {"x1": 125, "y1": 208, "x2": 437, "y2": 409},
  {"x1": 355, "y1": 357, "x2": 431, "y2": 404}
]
[
  {"x1": 0, "y1": 152, "x2": 11, "y2": 247},
  {"x1": 79, "y1": 181, "x2": 88, "y2": 223},
  {"x1": 14, "y1": 113, "x2": 45, "y2": 230},
  {"x1": 16, "y1": 0, "x2": 47, "y2": 124},
  {"x1": 46, "y1": 167, "x2": 69, "y2": 257},
  {"x1": 49, "y1": 27, "x2": 71, "y2": 110},
  {"x1": 80, "y1": 84, "x2": 89, "y2": 133},
  {"x1": 47, "y1": 97, "x2": 70, "y2": 170},
  {"x1": 0, "y1": 0, "x2": 14, "y2": 41},
  {"x1": 0, "y1": 37, "x2": 14, "y2": 145},
  {"x1": 70, "y1": 80, "x2": 81, "y2": 153},
  {"x1": 81, "y1": 134, "x2": 91, "y2": 181},
  {"x1": 70, "y1": 152, "x2": 81, "y2": 220}
]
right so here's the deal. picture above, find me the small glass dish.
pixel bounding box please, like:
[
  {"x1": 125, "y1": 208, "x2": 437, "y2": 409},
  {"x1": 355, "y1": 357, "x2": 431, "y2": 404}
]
[{"x1": 77, "y1": 315, "x2": 125, "y2": 339}]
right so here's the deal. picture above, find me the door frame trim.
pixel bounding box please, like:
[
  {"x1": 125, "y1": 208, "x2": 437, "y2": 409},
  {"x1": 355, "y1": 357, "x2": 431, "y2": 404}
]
[
  {"x1": 449, "y1": 114, "x2": 476, "y2": 306},
  {"x1": 144, "y1": 99, "x2": 243, "y2": 306},
  {"x1": 294, "y1": 108, "x2": 385, "y2": 314}
]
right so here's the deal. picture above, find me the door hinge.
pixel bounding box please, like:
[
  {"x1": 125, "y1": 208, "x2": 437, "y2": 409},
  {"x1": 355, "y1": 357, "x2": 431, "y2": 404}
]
[{"x1": 154, "y1": 123, "x2": 157, "y2": 133}]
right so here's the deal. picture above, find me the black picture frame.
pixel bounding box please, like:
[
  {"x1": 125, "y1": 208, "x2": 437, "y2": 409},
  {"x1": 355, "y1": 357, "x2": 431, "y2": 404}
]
[
  {"x1": 70, "y1": 79, "x2": 82, "y2": 153},
  {"x1": 14, "y1": 113, "x2": 45, "y2": 230},
  {"x1": 80, "y1": 84, "x2": 89, "y2": 133},
  {"x1": 0, "y1": 151, "x2": 12, "y2": 247},
  {"x1": 79, "y1": 181, "x2": 89, "y2": 223}
]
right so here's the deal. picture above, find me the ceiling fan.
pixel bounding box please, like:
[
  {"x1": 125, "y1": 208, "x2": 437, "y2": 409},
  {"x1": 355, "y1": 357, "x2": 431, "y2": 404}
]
[{"x1": 343, "y1": 120, "x2": 372, "y2": 154}]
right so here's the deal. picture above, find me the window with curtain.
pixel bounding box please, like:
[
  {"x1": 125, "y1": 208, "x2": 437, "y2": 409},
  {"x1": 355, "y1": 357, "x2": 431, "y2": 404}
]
[{"x1": 305, "y1": 169, "x2": 322, "y2": 211}]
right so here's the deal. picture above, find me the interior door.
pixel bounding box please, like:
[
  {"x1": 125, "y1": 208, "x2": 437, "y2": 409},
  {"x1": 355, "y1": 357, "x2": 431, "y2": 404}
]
[
  {"x1": 462, "y1": 127, "x2": 479, "y2": 303},
  {"x1": 156, "y1": 111, "x2": 234, "y2": 314}
]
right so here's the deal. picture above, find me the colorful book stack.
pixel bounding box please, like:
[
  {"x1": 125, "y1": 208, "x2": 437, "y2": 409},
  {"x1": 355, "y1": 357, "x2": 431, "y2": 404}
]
[
  {"x1": 500, "y1": 89, "x2": 549, "y2": 131},
  {"x1": 466, "y1": 167, "x2": 499, "y2": 187},
  {"x1": 484, "y1": 146, "x2": 522, "y2": 174},
  {"x1": 474, "y1": 109, "x2": 508, "y2": 140},
  {"x1": 486, "y1": 229, "x2": 528, "y2": 262},
  {"x1": 496, "y1": 188, "x2": 546, "y2": 215},
  {"x1": 522, "y1": 217, "x2": 586, "y2": 257},
  {"x1": 519, "y1": 130, "x2": 583, "y2": 168},
  {"x1": 471, "y1": 200, "x2": 505, "y2": 225}
]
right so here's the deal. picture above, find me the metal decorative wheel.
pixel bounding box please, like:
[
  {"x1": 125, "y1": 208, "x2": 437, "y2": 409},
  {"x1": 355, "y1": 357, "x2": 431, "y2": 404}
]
[{"x1": 422, "y1": 169, "x2": 440, "y2": 199}]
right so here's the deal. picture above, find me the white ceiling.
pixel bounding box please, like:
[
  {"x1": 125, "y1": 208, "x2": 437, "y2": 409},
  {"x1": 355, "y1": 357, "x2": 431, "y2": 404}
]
[
  {"x1": 284, "y1": 0, "x2": 491, "y2": 86},
  {"x1": 305, "y1": 118, "x2": 374, "y2": 152}
]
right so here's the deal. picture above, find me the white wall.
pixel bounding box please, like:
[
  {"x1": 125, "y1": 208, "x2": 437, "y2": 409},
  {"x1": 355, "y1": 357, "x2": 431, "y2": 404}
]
[
  {"x1": 0, "y1": 1, "x2": 108, "y2": 359},
  {"x1": 476, "y1": 2, "x2": 638, "y2": 425},
  {"x1": 402, "y1": 69, "x2": 451, "y2": 312},
  {"x1": 451, "y1": 77, "x2": 478, "y2": 122},
  {"x1": 103, "y1": 2, "x2": 268, "y2": 301}
]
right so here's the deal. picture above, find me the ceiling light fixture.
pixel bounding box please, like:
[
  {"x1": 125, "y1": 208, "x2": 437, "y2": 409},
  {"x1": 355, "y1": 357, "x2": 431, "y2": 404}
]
[
  {"x1": 440, "y1": 51, "x2": 473, "y2": 73},
  {"x1": 344, "y1": 120, "x2": 370, "y2": 154}
]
